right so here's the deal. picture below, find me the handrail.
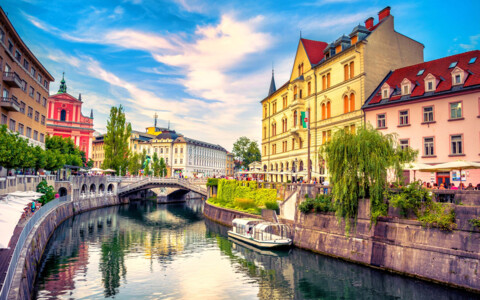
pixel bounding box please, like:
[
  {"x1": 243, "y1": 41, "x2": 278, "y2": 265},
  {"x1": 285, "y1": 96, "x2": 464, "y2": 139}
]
[
  {"x1": 118, "y1": 177, "x2": 207, "y2": 195},
  {"x1": 0, "y1": 195, "x2": 71, "y2": 300}
]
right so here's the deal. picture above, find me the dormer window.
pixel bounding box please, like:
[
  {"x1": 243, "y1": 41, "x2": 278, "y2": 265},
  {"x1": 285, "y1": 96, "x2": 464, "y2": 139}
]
[
  {"x1": 427, "y1": 81, "x2": 433, "y2": 91},
  {"x1": 451, "y1": 66, "x2": 466, "y2": 86},
  {"x1": 424, "y1": 73, "x2": 438, "y2": 92},
  {"x1": 382, "y1": 89, "x2": 389, "y2": 99},
  {"x1": 401, "y1": 78, "x2": 412, "y2": 95}
]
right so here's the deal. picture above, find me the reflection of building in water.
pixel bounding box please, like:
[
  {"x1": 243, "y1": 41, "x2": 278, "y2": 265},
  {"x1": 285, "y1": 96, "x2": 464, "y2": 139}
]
[{"x1": 41, "y1": 243, "x2": 89, "y2": 298}]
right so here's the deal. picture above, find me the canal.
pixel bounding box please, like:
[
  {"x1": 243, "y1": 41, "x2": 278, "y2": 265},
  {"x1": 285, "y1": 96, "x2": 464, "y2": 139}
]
[{"x1": 34, "y1": 200, "x2": 478, "y2": 299}]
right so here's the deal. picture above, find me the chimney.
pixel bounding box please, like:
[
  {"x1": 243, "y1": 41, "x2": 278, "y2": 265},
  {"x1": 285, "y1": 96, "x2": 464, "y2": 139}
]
[
  {"x1": 378, "y1": 6, "x2": 391, "y2": 22},
  {"x1": 364, "y1": 17, "x2": 374, "y2": 30}
]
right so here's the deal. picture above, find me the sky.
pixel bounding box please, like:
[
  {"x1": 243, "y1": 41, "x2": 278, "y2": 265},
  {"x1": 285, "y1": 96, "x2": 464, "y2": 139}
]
[{"x1": 2, "y1": 0, "x2": 479, "y2": 151}]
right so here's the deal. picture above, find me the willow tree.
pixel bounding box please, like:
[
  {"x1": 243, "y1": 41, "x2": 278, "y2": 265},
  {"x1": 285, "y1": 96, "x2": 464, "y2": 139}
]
[
  {"x1": 322, "y1": 125, "x2": 417, "y2": 233},
  {"x1": 103, "y1": 105, "x2": 132, "y2": 175}
]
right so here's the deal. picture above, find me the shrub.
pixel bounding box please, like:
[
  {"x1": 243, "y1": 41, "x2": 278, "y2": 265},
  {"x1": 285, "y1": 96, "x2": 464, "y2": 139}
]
[
  {"x1": 206, "y1": 178, "x2": 219, "y2": 187},
  {"x1": 254, "y1": 189, "x2": 277, "y2": 206},
  {"x1": 264, "y1": 200, "x2": 279, "y2": 210},
  {"x1": 299, "y1": 198, "x2": 315, "y2": 213},
  {"x1": 388, "y1": 181, "x2": 431, "y2": 217},
  {"x1": 418, "y1": 202, "x2": 456, "y2": 231},
  {"x1": 469, "y1": 217, "x2": 480, "y2": 229},
  {"x1": 299, "y1": 194, "x2": 335, "y2": 214},
  {"x1": 248, "y1": 181, "x2": 257, "y2": 189},
  {"x1": 234, "y1": 198, "x2": 257, "y2": 210},
  {"x1": 36, "y1": 180, "x2": 55, "y2": 204}
]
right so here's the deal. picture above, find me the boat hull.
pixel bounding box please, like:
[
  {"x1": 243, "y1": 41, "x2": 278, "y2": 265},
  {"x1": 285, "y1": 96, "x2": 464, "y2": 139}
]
[{"x1": 227, "y1": 231, "x2": 292, "y2": 249}]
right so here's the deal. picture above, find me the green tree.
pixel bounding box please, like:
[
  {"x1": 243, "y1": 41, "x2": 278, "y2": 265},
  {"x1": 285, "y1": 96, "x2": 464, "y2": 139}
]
[
  {"x1": 322, "y1": 125, "x2": 417, "y2": 233},
  {"x1": 103, "y1": 105, "x2": 132, "y2": 175},
  {"x1": 232, "y1": 136, "x2": 261, "y2": 168},
  {"x1": 152, "y1": 152, "x2": 160, "y2": 176},
  {"x1": 45, "y1": 135, "x2": 83, "y2": 169},
  {"x1": 127, "y1": 152, "x2": 141, "y2": 175},
  {"x1": 159, "y1": 157, "x2": 167, "y2": 177},
  {"x1": 33, "y1": 146, "x2": 46, "y2": 172}
]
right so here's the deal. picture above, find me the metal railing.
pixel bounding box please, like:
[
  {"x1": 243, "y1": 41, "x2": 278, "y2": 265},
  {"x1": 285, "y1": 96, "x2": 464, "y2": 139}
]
[
  {"x1": 118, "y1": 177, "x2": 207, "y2": 195},
  {"x1": 0, "y1": 195, "x2": 71, "y2": 300}
]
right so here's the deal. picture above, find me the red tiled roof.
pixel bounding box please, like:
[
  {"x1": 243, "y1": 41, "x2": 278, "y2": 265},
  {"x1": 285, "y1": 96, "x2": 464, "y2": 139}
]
[
  {"x1": 368, "y1": 50, "x2": 480, "y2": 105},
  {"x1": 301, "y1": 38, "x2": 328, "y2": 65}
]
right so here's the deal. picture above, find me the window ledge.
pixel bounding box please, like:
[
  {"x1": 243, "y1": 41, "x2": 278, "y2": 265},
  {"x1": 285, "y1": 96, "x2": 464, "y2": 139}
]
[
  {"x1": 421, "y1": 155, "x2": 437, "y2": 158},
  {"x1": 449, "y1": 154, "x2": 466, "y2": 157},
  {"x1": 448, "y1": 117, "x2": 465, "y2": 122},
  {"x1": 397, "y1": 124, "x2": 411, "y2": 128},
  {"x1": 421, "y1": 121, "x2": 436, "y2": 125},
  {"x1": 376, "y1": 127, "x2": 388, "y2": 130}
]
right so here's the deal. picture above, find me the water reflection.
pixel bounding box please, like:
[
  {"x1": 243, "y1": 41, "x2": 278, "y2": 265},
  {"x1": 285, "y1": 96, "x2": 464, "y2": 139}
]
[{"x1": 34, "y1": 201, "x2": 479, "y2": 300}]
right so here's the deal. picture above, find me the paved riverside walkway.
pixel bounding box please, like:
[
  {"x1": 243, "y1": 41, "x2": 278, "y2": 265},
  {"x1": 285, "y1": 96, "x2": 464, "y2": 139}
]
[{"x1": 0, "y1": 209, "x2": 35, "y2": 291}]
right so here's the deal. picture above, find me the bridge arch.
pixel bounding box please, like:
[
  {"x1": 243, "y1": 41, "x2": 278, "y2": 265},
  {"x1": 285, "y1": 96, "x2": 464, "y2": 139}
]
[
  {"x1": 107, "y1": 183, "x2": 114, "y2": 194},
  {"x1": 99, "y1": 183, "x2": 105, "y2": 195},
  {"x1": 90, "y1": 184, "x2": 96, "y2": 194},
  {"x1": 81, "y1": 184, "x2": 87, "y2": 194},
  {"x1": 58, "y1": 187, "x2": 68, "y2": 197}
]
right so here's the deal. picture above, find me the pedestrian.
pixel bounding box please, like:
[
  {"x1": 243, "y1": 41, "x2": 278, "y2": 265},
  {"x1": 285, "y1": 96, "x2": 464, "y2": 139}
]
[
  {"x1": 31, "y1": 201, "x2": 36, "y2": 213},
  {"x1": 450, "y1": 183, "x2": 458, "y2": 190},
  {"x1": 466, "y1": 183, "x2": 474, "y2": 190}
]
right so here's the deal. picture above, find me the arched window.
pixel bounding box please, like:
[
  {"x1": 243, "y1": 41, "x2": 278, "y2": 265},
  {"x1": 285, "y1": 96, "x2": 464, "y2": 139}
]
[
  {"x1": 344, "y1": 95, "x2": 349, "y2": 113},
  {"x1": 327, "y1": 102, "x2": 331, "y2": 118},
  {"x1": 60, "y1": 109, "x2": 66, "y2": 121},
  {"x1": 294, "y1": 111, "x2": 298, "y2": 127},
  {"x1": 349, "y1": 93, "x2": 355, "y2": 112},
  {"x1": 321, "y1": 103, "x2": 326, "y2": 120},
  {"x1": 299, "y1": 160, "x2": 304, "y2": 171},
  {"x1": 294, "y1": 86, "x2": 298, "y2": 100}
]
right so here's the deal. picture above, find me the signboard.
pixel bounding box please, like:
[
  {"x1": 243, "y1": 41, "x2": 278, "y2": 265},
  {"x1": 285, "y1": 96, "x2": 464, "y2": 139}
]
[{"x1": 301, "y1": 111, "x2": 309, "y2": 129}]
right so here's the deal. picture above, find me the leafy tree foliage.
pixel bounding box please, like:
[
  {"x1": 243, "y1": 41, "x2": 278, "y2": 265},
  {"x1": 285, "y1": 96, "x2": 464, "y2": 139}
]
[
  {"x1": 36, "y1": 180, "x2": 55, "y2": 204},
  {"x1": 128, "y1": 152, "x2": 142, "y2": 175},
  {"x1": 321, "y1": 125, "x2": 417, "y2": 233},
  {"x1": 232, "y1": 136, "x2": 261, "y2": 168},
  {"x1": 103, "y1": 105, "x2": 132, "y2": 175}
]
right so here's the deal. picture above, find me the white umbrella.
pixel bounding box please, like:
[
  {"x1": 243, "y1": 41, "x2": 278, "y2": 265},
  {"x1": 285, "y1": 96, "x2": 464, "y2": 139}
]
[
  {"x1": 402, "y1": 162, "x2": 433, "y2": 180},
  {"x1": 90, "y1": 167, "x2": 103, "y2": 172},
  {"x1": 420, "y1": 160, "x2": 480, "y2": 185},
  {"x1": 104, "y1": 169, "x2": 116, "y2": 173}
]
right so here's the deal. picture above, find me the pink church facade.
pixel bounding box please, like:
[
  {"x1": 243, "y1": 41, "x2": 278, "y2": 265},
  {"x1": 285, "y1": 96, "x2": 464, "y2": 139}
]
[
  {"x1": 46, "y1": 76, "x2": 94, "y2": 159},
  {"x1": 363, "y1": 50, "x2": 480, "y2": 187}
]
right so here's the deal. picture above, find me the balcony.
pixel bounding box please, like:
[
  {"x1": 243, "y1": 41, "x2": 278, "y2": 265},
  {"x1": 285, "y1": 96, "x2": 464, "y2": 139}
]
[
  {"x1": 3, "y1": 72, "x2": 22, "y2": 88},
  {"x1": 290, "y1": 125, "x2": 305, "y2": 134},
  {"x1": 0, "y1": 96, "x2": 21, "y2": 112}
]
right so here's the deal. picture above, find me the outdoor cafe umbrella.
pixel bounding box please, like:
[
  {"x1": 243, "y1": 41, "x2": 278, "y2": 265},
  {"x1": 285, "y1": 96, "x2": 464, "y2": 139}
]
[
  {"x1": 402, "y1": 162, "x2": 432, "y2": 180},
  {"x1": 103, "y1": 169, "x2": 116, "y2": 173},
  {"x1": 419, "y1": 160, "x2": 480, "y2": 185},
  {"x1": 90, "y1": 167, "x2": 103, "y2": 172}
]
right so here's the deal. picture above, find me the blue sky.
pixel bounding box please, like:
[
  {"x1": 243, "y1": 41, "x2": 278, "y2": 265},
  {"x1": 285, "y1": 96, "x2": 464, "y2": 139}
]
[{"x1": 2, "y1": 0, "x2": 479, "y2": 150}]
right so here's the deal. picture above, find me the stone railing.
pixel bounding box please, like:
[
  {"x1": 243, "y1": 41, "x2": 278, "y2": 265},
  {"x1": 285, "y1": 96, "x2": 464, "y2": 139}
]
[
  {"x1": 0, "y1": 175, "x2": 56, "y2": 195},
  {"x1": 118, "y1": 177, "x2": 207, "y2": 196}
]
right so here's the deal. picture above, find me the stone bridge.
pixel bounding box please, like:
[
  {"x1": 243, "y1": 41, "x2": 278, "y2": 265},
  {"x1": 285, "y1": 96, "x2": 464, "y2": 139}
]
[{"x1": 118, "y1": 177, "x2": 208, "y2": 198}]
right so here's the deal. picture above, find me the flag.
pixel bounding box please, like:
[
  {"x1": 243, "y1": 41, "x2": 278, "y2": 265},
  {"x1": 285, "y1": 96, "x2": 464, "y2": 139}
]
[{"x1": 301, "y1": 111, "x2": 309, "y2": 128}]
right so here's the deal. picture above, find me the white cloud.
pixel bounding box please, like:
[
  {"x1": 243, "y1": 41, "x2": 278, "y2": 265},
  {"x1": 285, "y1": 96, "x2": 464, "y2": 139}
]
[
  {"x1": 174, "y1": 0, "x2": 207, "y2": 13},
  {"x1": 459, "y1": 34, "x2": 480, "y2": 51}
]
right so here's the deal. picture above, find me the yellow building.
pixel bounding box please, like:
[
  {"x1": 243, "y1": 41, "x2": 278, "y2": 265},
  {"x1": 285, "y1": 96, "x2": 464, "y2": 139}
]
[
  {"x1": 91, "y1": 134, "x2": 105, "y2": 168},
  {"x1": 261, "y1": 7, "x2": 424, "y2": 182}
]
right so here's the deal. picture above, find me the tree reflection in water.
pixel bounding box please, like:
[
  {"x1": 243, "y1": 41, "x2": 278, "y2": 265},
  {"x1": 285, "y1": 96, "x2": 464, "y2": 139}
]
[{"x1": 100, "y1": 232, "x2": 127, "y2": 297}]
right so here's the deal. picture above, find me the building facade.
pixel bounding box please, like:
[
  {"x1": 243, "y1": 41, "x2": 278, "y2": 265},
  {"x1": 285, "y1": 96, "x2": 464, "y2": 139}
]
[
  {"x1": 92, "y1": 134, "x2": 104, "y2": 168},
  {"x1": 261, "y1": 7, "x2": 424, "y2": 182},
  {"x1": 363, "y1": 50, "x2": 480, "y2": 186},
  {"x1": 46, "y1": 76, "x2": 94, "y2": 159},
  {"x1": 226, "y1": 152, "x2": 234, "y2": 177},
  {"x1": 0, "y1": 7, "x2": 54, "y2": 149}
]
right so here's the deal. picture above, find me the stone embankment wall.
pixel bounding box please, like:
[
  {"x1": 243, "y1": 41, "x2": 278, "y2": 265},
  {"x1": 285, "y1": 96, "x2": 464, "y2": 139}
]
[
  {"x1": 8, "y1": 196, "x2": 127, "y2": 300},
  {"x1": 203, "y1": 202, "x2": 260, "y2": 227},
  {"x1": 204, "y1": 197, "x2": 480, "y2": 292},
  {"x1": 292, "y1": 199, "x2": 480, "y2": 293}
]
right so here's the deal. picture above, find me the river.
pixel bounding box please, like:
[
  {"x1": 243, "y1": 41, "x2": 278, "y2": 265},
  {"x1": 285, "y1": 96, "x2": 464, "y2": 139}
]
[{"x1": 33, "y1": 200, "x2": 478, "y2": 299}]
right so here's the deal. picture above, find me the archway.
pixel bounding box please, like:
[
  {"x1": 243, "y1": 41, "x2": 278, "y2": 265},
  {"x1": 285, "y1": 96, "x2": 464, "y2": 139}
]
[
  {"x1": 81, "y1": 184, "x2": 87, "y2": 194},
  {"x1": 107, "y1": 184, "x2": 114, "y2": 194},
  {"x1": 60, "y1": 109, "x2": 66, "y2": 121},
  {"x1": 99, "y1": 183, "x2": 105, "y2": 195},
  {"x1": 90, "y1": 184, "x2": 96, "y2": 195},
  {"x1": 58, "y1": 187, "x2": 68, "y2": 197}
]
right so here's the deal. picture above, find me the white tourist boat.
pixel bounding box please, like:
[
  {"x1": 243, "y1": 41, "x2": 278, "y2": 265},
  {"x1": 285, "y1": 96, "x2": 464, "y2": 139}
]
[{"x1": 228, "y1": 218, "x2": 292, "y2": 248}]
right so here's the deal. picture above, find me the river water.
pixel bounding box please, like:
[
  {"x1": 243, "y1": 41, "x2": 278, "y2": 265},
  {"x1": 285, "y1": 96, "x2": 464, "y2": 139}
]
[{"x1": 33, "y1": 200, "x2": 478, "y2": 299}]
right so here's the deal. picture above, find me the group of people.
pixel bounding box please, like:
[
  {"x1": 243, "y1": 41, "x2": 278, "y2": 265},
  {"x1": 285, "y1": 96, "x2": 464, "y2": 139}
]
[{"x1": 422, "y1": 182, "x2": 480, "y2": 190}]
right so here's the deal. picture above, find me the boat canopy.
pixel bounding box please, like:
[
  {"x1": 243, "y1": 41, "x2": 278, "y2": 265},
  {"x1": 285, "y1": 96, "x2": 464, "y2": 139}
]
[
  {"x1": 232, "y1": 218, "x2": 262, "y2": 227},
  {"x1": 254, "y1": 223, "x2": 291, "y2": 240}
]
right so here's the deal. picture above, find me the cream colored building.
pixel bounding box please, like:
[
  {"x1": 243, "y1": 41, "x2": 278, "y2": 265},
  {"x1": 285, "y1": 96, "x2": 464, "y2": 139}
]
[
  {"x1": 91, "y1": 134, "x2": 104, "y2": 168},
  {"x1": 261, "y1": 7, "x2": 424, "y2": 182}
]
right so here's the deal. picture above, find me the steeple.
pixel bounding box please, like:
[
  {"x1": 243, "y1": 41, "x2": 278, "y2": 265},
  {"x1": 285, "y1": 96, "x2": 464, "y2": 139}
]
[
  {"x1": 57, "y1": 72, "x2": 67, "y2": 94},
  {"x1": 90, "y1": 109, "x2": 93, "y2": 119},
  {"x1": 268, "y1": 68, "x2": 276, "y2": 96},
  {"x1": 78, "y1": 93, "x2": 82, "y2": 101},
  {"x1": 154, "y1": 112, "x2": 158, "y2": 128}
]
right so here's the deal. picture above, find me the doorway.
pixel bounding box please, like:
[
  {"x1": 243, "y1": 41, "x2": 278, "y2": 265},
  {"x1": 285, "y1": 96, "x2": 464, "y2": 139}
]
[{"x1": 436, "y1": 172, "x2": 450, "y2": 187}]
